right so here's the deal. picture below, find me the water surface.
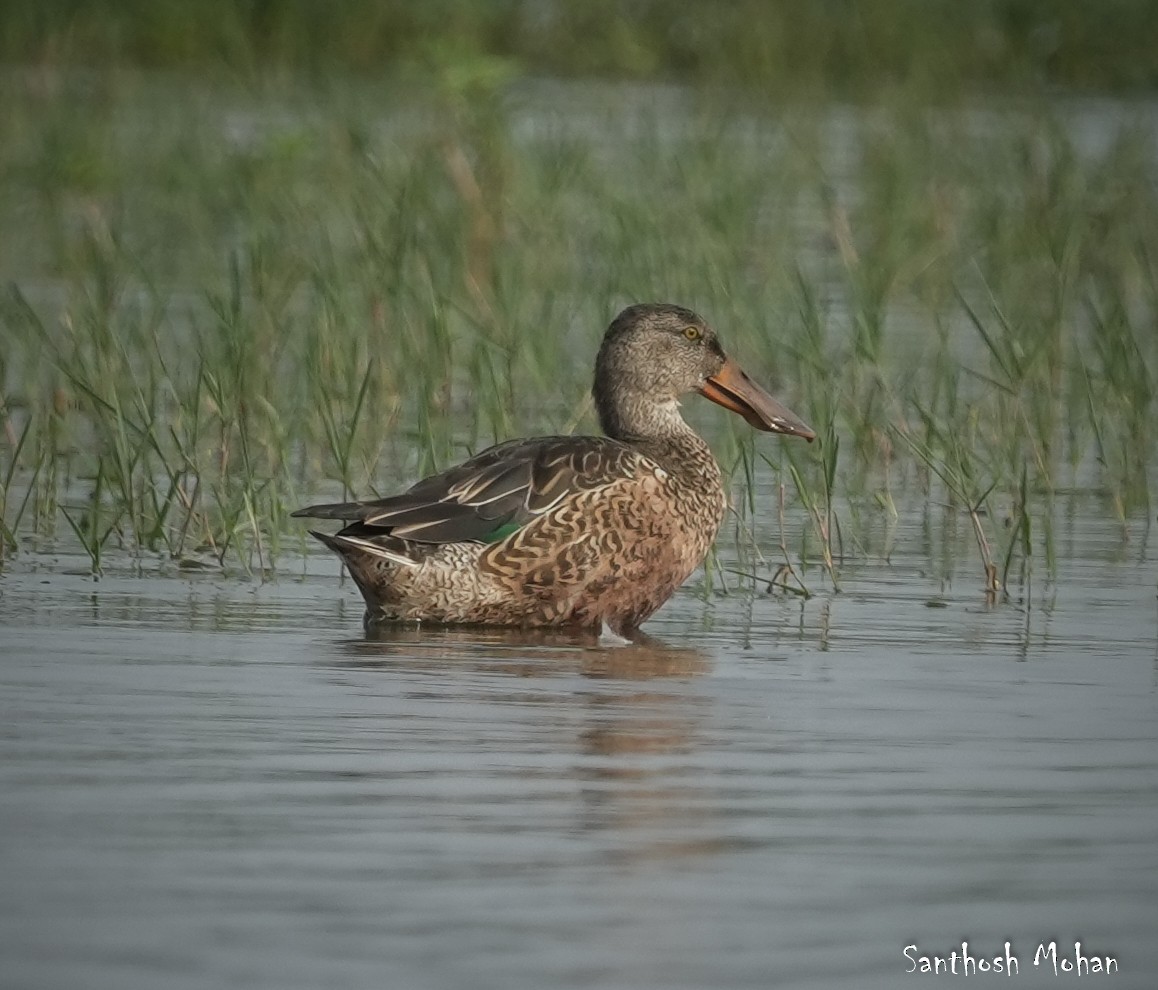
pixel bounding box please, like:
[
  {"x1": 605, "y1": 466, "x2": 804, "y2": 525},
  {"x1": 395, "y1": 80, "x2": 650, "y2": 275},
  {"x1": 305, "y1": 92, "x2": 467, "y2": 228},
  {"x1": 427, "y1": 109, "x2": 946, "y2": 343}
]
[{"x1": 2, "y1": 531, "x2": 1156, "y2": 989}]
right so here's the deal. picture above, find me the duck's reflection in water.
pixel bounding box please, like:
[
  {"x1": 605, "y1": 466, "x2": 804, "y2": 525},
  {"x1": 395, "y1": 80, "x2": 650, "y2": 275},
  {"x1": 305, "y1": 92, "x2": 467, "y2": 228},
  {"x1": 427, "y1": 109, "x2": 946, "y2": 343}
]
[
  {"x1": 337, "y1": 623, "x2": 710, "y2": 681},
  {"x1": 327, "y1": 624, "x2": 720, "y2": 860}
]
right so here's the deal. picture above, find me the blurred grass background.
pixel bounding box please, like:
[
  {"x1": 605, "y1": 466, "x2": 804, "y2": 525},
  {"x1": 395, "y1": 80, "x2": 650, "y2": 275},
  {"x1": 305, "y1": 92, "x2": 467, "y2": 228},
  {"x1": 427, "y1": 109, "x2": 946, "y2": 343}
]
[
  {"x1": 1, "y1": 1, "x2": 1156, "y2": 592},
  {"x1": 5, "y1": 0, "x2": 1158, "y2": 94}
]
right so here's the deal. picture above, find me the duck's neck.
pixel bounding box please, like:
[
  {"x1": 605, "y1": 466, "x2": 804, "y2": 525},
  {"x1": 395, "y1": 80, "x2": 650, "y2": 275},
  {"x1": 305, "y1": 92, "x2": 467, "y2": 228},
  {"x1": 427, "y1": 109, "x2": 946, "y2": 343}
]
[{"x1": 598, "y1": 393, "x2": 720, "y2": 479}]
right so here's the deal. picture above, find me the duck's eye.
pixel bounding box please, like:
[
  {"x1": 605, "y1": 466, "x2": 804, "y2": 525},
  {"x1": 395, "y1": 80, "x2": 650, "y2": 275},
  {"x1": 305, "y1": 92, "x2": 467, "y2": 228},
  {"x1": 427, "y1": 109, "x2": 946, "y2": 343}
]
[{"x1": 682, "y1": 326, "x2": 702, "y2": 342}]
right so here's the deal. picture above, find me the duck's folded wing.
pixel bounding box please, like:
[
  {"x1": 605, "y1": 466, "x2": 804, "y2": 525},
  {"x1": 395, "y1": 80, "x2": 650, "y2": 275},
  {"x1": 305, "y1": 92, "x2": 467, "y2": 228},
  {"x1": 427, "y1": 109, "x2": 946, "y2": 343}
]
[{"x1": 292, "y1": 436, "x2": 642, "y2": 545}]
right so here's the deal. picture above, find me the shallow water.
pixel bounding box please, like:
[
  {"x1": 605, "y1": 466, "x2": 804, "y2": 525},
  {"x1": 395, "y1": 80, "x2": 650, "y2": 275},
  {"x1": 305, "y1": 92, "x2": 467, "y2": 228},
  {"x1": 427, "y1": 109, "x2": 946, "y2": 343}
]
[{"x1": 2, "y1": 525, "x2": 1156, "y2": 989}]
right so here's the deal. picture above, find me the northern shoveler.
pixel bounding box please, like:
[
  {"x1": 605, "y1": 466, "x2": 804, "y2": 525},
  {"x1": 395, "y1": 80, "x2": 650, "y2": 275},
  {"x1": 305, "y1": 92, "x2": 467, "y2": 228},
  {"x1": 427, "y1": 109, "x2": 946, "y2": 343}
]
[{"x1": 293, "y1": 303, "x2": 815, "y2": 634}]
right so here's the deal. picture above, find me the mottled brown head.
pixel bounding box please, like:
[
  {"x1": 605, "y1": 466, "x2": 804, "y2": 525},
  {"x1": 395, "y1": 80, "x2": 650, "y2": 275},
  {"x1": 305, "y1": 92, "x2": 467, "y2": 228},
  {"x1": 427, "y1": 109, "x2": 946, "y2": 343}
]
[{"x1": 593, "y1": 303, "x2": 815, "y2": 442}]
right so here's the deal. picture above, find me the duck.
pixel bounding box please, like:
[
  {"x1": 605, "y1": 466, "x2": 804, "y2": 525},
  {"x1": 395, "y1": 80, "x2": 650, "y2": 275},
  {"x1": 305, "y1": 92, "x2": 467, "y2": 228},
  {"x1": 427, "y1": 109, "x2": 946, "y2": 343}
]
[{"x1": 293, "y1": 303, "x2": 815, "y2": 634}]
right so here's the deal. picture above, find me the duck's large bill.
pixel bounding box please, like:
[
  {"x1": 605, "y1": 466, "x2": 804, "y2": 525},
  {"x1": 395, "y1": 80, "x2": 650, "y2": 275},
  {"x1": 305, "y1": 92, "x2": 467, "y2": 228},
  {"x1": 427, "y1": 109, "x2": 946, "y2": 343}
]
[{"x1": 699, "y1": 358, "x2": 816, "y2": 440}]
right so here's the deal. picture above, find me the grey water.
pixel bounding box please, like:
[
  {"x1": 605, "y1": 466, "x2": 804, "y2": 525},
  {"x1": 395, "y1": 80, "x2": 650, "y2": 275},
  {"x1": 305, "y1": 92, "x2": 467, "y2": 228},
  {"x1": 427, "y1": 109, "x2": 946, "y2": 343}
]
[{"x1": 2, "y1": 511, "x2": 1156, "y2": 989}]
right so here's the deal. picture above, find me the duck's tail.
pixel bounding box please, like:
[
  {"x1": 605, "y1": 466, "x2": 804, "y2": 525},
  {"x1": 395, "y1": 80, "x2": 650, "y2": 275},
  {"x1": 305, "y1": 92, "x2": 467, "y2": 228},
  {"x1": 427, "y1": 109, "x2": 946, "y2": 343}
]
[{"x1": 309, "y1": 530, "x2": 418, "y2": 568}]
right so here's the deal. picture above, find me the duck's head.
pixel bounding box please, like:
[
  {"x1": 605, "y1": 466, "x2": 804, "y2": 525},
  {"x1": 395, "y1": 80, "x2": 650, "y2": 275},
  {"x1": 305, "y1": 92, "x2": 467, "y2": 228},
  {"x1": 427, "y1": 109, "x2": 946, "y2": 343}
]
[{"x1": 593, "y1": 303, "x2": 816, "y2": 442}]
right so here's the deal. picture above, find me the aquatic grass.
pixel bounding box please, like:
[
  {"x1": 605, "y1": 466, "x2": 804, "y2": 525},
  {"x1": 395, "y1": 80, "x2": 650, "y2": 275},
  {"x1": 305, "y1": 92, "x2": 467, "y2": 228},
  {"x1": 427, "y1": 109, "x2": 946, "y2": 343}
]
[
  {"x1": 780, "y1": 412, "x2": 842, "y2": 593},
  {"x1": 890, "y1": 407, "x2": 1006, "y2": 598},
  {"x1": 1083, "y1": 282, "x2": 1154, "y2": 519},
  {"x1": 1000, "y1": 462, "x2": 1035, "y2": 593},
  {"x1": 58, "y1": 456, "x2": 119, "y2": 576},
  {"x1": 767, "y1": 480, "x2": 812, "y2": 599},
  {"x1": 1, "y1": 65, "x2": 1157, "y2": 592},
  {"x1": 712, "y1": 430, "x2": 769, "y2": 598},
  {"x1": 308, "y1": 336, "x2": 378, "y2": 506},
  {"x1": 0, "y1": 413, "x2": 39, "y2": 561}
]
